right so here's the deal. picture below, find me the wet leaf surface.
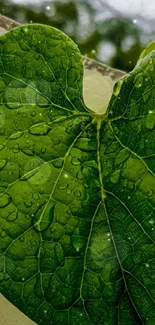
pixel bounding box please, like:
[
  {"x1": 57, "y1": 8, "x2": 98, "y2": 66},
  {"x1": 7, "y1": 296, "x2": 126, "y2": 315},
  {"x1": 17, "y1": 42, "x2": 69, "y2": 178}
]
[{"x1": 0, "y1": 23, "x2": 154, "y2": 325}]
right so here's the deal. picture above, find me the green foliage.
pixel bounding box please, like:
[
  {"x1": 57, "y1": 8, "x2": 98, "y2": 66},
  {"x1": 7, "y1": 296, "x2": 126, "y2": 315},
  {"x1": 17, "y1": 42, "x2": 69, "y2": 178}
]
[
  {"x1": 0, "y1": 0, "x2": 146, "y2": 71},
  {"x1": 0, "y1": 24, "x2": 155, "y2": 325}
]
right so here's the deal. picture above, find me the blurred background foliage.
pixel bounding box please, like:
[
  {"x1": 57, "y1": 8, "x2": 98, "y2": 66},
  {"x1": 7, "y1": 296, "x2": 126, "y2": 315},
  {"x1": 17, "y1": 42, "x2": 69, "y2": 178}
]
[{"x1": 0, "y1": 0, "x2": 155, "y2": 72}]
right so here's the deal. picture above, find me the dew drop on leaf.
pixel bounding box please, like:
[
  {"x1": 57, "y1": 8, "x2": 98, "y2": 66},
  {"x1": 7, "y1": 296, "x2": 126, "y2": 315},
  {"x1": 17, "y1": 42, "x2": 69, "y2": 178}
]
[
  {"x1": 33, "y1": 193, "x2": 40, "y2": 200},
  {"x1": 30, "y1": 239, "x2": 37, "y2": 246},
  {"x1": 0, "y1": 230, "x2": 6, "y2": 238},
  {"x1": 76, "y1": 171, "x2": 83, "y2": 180},
  {"x1": 10, "y1": 131, "x2": 23, "y2": 140},
  {"x1": 0, "y1": 194, "x2": 11, "y2": 208},
  {"x1": 113, "y1": 76, "x2": 124, "y2": 96},
  {"x1": 72, "y1": 235, "x2": 83, "y2": 251},
  {"x1": 58, "y1": 183, "x2": 68, "y2": 190},
  {"x1": 6, "y1": 211, "x2": 18, "y2": 222},
  {"x1": 134, "y1": 73, "x2": 143, "y2": 88},
  {"x1": 66, "y1": 189, "x2": 71, "y2": 195},
  {"x1": 74, "y1": 190, "x2": 82, "y2": 197},
  {"x1": 31, "y1": 111, "x2": 36, "y2": 117},
  {"x1": 71, "y1": 157, "x2": 81, "y2": 166},
  {"x1": 29, "y1": 123, "x2": 50, "y2": 135}
]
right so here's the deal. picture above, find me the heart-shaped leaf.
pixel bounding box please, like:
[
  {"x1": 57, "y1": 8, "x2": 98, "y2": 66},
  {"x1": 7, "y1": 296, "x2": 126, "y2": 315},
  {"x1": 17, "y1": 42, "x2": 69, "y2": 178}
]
[{"x1": 0, "y1": 24, "x2": 155, "y2": 325}]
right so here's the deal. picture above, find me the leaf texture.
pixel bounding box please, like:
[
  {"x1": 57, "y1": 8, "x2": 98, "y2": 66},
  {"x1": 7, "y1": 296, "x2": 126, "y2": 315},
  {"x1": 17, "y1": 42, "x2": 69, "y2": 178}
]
[{"x1": 0, "y1": 24, "x2": 155, "y2": 325}]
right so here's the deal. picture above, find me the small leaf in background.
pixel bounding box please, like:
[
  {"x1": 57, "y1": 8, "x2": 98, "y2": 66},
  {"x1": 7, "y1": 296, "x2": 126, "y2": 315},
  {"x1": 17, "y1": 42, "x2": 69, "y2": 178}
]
[{"x1": 83, "y1": 68, "x2": 114, "y2": 114}]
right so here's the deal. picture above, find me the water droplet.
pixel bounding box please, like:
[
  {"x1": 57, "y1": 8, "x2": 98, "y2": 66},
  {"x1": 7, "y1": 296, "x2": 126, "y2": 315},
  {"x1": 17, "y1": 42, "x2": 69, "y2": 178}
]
[
  {"x1": 0, "y1": 194, "x2": 11, "y2": 208},
  {"x1": 24, "y1": 200, "x2": 32, "y2": 208},
  {"x1": 74, "y1": 190, "x2": 82, "y2": 197},
  {"x1": 7, "y1": 211, "x2": 18, "y2": 222},
  {"x1": 71, "y1": 157, "x2": 81, "y2": 166},
  {"x1": 0, "y1": 159, "x2": 7, "y2": 170},
  {"x1": 58, "y1": 183, "x2": 68, "y2": 190},
  {"x1": 10, "y1": 131, "x2": 23, "y2": 140},
  {"x1": 12, "y1": 144, "x2": 20, "y2": 153},
  {"x1": 149, "y1": 219, "x2": 154, "y2": 224},
  {"x1": 113, "y1": 76, "x2": 125, "y2": 96},
  {"x1": 33, "y1": 193, "x2": 40, "y2": 200},
  {"x1": 66, "y1": 189, "x2": 71, "y2": 195},
  {"x1": 30, "y1": 239, "x2": 37, "y2": 246},
  {"x1": 29, "y1": 123, "x2": 50, "y2": 135},
  {"x1": 22, "y1": 277, "x2": 25, "y2": 281},
  {"x1": 145, "y1": 263, "x2": 149, "y2": 268},
  {"x1": 72, "y1": 235, "x2": 83, "y2": 251},
  {"x1": 133, "y1": 19, "x2": 137, "y2": 24},
  {"x1": 134, "y1": 73, "x2": 143, "y2": 88},
  {"x1": 31, "y1": 111, "x2": 36, "y2": 117},
  {"x1": 1, "y1": 230, "x2": 6, "y2": 238},
  {"x1": 46, "y1": 6, "x2": 50, "y2": 10},
  {"x1": 76, "y1": 171, "x2": 83, "y2": 180},
  {"x1": 22, "y1": 148, "x2": 34, "y2": 156}
]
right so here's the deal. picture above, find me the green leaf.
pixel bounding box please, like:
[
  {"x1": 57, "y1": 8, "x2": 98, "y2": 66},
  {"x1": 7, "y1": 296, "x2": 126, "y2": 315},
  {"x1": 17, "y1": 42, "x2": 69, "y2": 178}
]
[
  {"x1": 140, "y1": 41, "x2": 155, "y2": 60},
  {"x1": 0, "y1": 24, "x2": 155, "y2": 325},
  {"x1": 83, "y1": 68, "x2": 114, "y2": 114}
]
